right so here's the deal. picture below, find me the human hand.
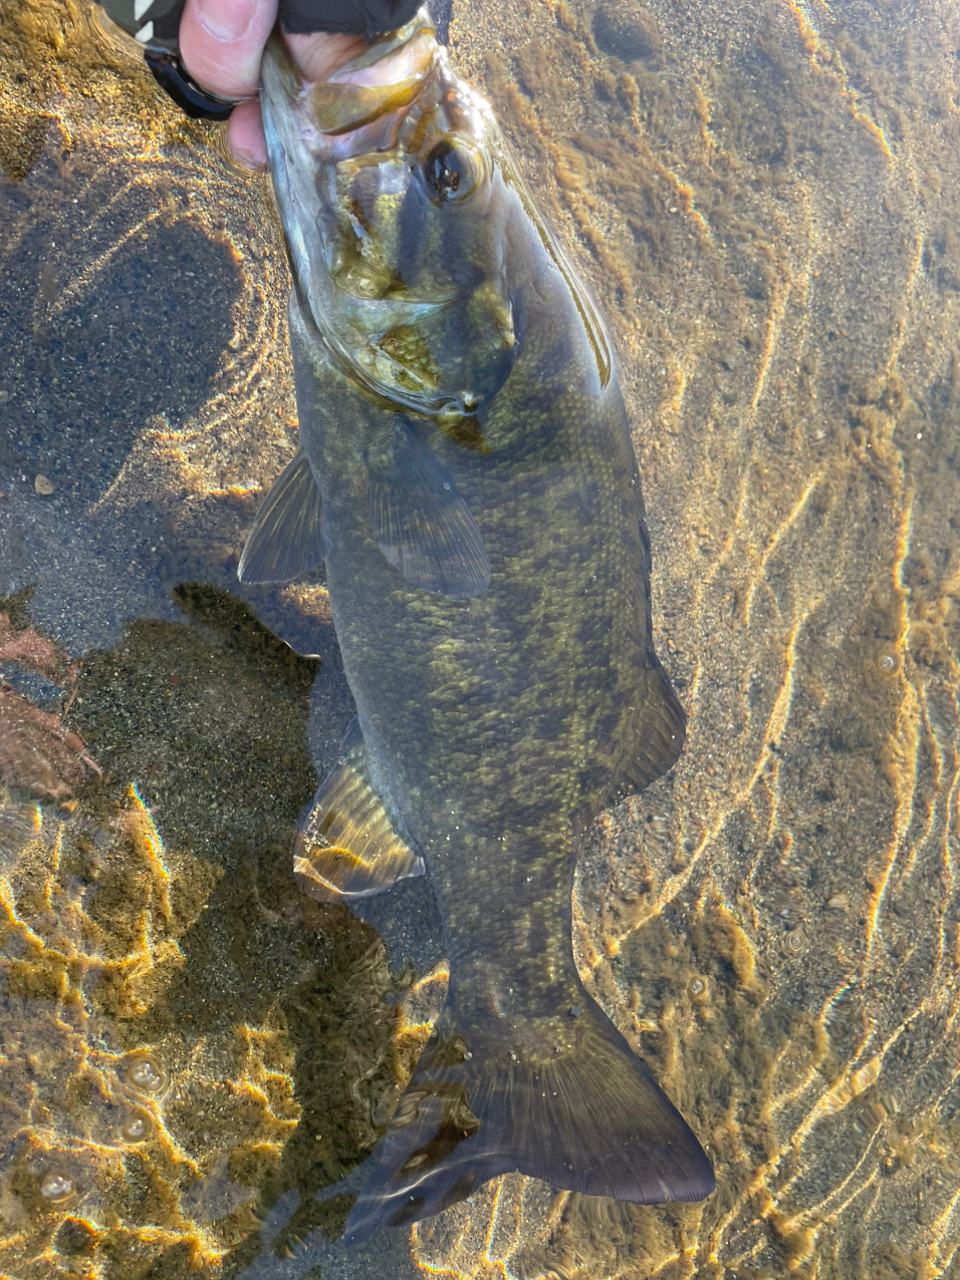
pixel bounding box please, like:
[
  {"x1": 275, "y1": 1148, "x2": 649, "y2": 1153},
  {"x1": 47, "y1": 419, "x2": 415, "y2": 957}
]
[{"x1": 179, "y1": 0, "x2": 366, "y2": 168}]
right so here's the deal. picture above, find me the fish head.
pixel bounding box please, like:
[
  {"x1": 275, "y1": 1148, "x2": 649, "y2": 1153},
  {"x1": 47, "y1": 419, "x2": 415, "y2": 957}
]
[{"x1": 261, "y1": 10, "x2": 518, "y2": 423}]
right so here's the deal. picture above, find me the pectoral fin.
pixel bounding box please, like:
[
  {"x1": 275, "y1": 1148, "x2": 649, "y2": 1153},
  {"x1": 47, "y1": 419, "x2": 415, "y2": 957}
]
[
  {"x1": 238, "y1": 449, "x2": 326, "y2": 585},
  {"x1": 366, "y1": 422, "x2": 490, "y2": 599},
  {"x1": 294, "y1": 718, "x2": 423, "y2": 901},
  {"x1": 606, "y1": 517, "x2": 687, "y2": 802}
]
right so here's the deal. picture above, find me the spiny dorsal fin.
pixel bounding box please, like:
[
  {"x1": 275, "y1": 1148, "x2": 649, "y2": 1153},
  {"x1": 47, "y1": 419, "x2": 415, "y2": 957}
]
[
  {"x1": 365, "y1": 421, "x2": 490, "y2": 599},
  {"x1": 238, "y1": 449, "x2": 326, "y2": 585},
  {"x1": 294, "y1": 718, "x2": 423, "y2": 901}
]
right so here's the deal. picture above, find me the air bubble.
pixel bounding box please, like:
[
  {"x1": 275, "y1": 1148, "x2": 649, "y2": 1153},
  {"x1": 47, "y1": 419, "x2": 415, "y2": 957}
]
[
  {"x1": 782, "y1": 927, "x2": 806, "y2": 956},
  {"x1": 40, "y1": 1171, "x2": 75, "y2": 1202},
  {"x1": 125, "y1": 1054, "x2": 167, "y2": 1094},
  {"x1": 121, "y1": 1110, "x2": 153, "y2": 1143},
  {"x1": 875, "y1": 643, "x2": 902, "y2": 677}
]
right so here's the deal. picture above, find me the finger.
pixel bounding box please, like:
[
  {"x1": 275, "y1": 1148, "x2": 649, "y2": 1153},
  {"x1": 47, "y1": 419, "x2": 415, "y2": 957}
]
[
  {"x1": 285, "y1": 30, "x2": 367, "y2": 83},
  {"x1": 226, "y1": 98, "x2": 268, "y2": 170},
  {"x1": 180, "y1": 0, "x2": 278, "y2": 100},
  {"x1": 223, "y1": 31, "x2": 367, "y2": 170}
]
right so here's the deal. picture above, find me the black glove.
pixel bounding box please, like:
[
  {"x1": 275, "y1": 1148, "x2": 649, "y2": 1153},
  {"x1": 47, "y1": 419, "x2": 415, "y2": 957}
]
[
  {"x1": 98, "y1": 0, "x2": 429, "y2": 121},
  {"x1": 280, "y1": 0, "x2": 421, "y2": 36}
]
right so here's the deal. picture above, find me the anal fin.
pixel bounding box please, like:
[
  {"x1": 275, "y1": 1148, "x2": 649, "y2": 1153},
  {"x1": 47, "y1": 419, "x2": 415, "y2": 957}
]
[
  {"x1": 238, "y1": 449, "x2": 326, "y2": 585},
  {"x1": 294, "y1": 718, "x2": 423, "y2": 901}
]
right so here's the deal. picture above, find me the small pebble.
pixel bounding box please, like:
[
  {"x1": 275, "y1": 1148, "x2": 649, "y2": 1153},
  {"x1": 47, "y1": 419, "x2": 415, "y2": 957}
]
[
  {"x1": 34, "y1": 474, "x2": 54, "y2": 496},
  {"x1": 827, "y1": 892, "x2": 849, "y2": 910}
]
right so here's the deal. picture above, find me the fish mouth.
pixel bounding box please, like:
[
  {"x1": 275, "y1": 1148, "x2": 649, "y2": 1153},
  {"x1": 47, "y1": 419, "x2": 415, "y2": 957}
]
[
  {"x1": 261, "y1": 12, "x2": 464, "y2": 410},
  {"x1": 260, "y1": 10, "x2": 442, "y2": 218},
  {"x1": 263, "y1": 9, "x2": 441, "y2": 157},
  {"x1": 262, "y1": 9, "x2": 514, "y2": 421}
]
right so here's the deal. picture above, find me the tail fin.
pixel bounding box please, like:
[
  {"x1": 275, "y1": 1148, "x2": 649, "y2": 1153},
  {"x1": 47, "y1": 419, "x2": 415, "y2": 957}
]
[{"x1": 344, "y1": 986, "x2": 714, "y2": 1242}]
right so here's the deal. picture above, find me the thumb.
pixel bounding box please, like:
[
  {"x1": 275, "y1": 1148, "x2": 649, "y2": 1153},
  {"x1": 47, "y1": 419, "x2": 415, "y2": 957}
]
[{"x1": 180, "y1": 0, "x2": 278, "y2": 100}]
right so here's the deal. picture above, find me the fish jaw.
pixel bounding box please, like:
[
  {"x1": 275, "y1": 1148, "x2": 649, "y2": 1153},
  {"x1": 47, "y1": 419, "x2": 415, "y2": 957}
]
[{"x1": 260, "y1": 30, "x2": 445, "y2": 390}]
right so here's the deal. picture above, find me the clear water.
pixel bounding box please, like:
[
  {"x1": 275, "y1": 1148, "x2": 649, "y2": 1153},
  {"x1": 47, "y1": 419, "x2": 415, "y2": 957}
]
[{"x1": 1, "y1": 1, "x2": 958, "y2": 1277}]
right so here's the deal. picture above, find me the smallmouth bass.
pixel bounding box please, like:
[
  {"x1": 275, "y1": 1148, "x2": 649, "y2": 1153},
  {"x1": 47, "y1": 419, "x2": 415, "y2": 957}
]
[{"x1": 243, "y1": 8, "x2": 714, "y2": 1241}]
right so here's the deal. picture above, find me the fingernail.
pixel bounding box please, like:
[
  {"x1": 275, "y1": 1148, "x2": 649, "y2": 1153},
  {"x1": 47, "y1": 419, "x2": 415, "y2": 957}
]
[{"x1": 195, "y1": 0, "x2": 257, "y2": 42}]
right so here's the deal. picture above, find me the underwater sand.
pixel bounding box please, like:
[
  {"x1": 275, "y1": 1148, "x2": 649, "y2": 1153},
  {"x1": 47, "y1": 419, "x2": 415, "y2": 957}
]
[{"x1": 0, "y1": 0, "x2": 958, "y2": 1277}]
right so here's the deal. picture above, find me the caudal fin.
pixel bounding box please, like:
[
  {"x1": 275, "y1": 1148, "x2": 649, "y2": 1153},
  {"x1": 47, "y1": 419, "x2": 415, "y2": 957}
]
[{"x1": 344, "y1": 987, "x2": 714, "y2": 1242}]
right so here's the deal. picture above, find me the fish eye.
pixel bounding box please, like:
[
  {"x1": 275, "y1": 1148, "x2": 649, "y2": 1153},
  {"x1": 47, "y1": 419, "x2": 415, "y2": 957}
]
[{"x1": 423, "y1": 141, "x2": 479, "y2": 203}]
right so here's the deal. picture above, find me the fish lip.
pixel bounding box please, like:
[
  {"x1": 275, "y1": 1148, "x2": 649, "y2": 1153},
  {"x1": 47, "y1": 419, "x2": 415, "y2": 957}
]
[
  {"x1": 307, "y1": 15, "x2": 441, "y2": 137},
  {"x1": 261, "y1": 11, "x2": 440, "y2": 155}
]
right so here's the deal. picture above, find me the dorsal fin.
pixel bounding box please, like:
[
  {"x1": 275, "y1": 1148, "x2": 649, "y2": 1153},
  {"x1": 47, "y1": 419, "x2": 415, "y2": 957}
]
[
  {"x1": 294, "y1": 719, "x2": 424, "y2": 901},
  {"x1": 238, "y1": 449, "x2": 326, "y2": 585},
  {"x1": 607, "y1": 660, "x2": 686, "y2": 805}
]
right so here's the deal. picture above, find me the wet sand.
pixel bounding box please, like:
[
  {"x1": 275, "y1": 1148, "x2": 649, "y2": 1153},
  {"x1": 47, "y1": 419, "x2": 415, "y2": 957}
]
[{"x1": 1, "y1": 1, "x2": 958, "y2": 1277}]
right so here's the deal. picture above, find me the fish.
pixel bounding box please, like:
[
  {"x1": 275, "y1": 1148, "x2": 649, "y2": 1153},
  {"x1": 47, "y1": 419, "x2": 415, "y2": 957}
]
[{"x1": 241, "y1": 7, "x2": 714, "y2": 1242}]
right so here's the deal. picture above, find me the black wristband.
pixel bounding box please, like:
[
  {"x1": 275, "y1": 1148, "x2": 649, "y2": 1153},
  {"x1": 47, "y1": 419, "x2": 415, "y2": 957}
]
[{"x1": 143, "y1": 51, "x2": 240, "y2": 120}]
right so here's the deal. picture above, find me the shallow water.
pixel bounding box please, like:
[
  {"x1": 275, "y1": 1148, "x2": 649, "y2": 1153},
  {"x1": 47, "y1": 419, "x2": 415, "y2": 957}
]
[{"x1": 1, "y1": 1, "x2": 958, "y2": 1277}]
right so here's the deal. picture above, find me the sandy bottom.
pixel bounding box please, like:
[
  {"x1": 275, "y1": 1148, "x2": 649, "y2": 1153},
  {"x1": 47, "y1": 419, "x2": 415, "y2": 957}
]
[{"x1": 0, "y1": 0, "x2": 958, "y2": 1277}]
